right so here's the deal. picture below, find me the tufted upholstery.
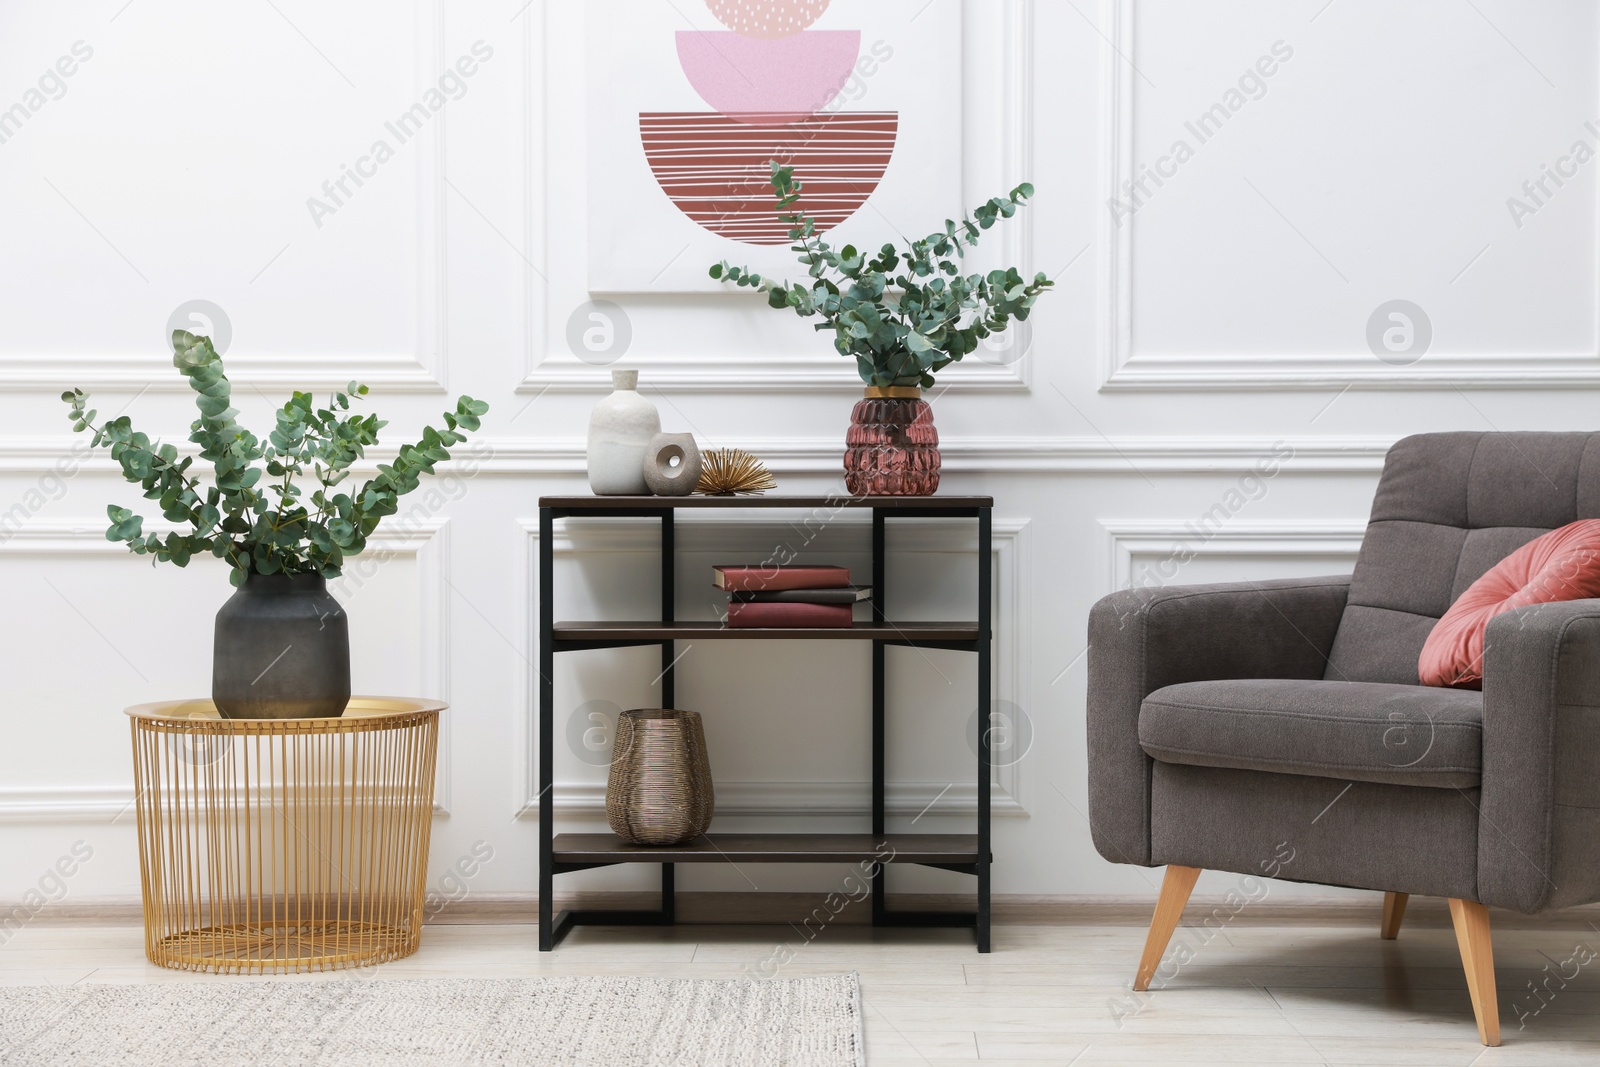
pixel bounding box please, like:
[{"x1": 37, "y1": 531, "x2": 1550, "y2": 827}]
[{"x1": 1325, "y1": 432, "x2": 1600, "y2": 684}]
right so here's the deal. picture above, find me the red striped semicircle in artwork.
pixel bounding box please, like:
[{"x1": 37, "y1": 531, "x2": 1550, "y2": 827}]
[{"x1": 639, "y1": 111, "x2": 898, "y2": 245}]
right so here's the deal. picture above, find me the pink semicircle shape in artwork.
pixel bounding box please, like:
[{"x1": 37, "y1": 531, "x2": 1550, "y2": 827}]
[
  {"x1": 676, "y1": 30, "x2": 861, "y2": 122},
  {"x1": 706, "y1": 0, "x2": 831, "y2": 39},
  {"x1": 640, "y1": 111, "x2": 897, "y2": 245}
]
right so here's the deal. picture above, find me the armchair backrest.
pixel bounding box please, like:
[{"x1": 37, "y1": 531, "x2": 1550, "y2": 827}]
[{"x1": 1326, "y1": 431, "x2": 1600, "y2": 684}]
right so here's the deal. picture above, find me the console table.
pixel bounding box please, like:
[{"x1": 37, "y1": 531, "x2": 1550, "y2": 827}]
[{"x1": 537, "y1": 495, "x2": 994, "y2": 951}]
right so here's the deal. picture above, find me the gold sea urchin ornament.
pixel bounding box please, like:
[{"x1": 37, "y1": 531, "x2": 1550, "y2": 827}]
[{"x1": 696, "y1": 448, "x2": 776, "y2": 495}]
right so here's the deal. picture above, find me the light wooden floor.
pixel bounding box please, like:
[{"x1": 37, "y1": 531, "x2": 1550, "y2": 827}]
[{"x1": 3, "y1": 914, "x2": 1599, "y2": 1064}]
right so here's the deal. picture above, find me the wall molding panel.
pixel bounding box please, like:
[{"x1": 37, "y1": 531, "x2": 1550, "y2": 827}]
[
  {"x1": 1101, "y1": 519, "x2": 1366, "y2": 595},
  {"x1": 0, "y1": 786, "x2": 139, "y2": 824},
  {"x1": 518, "y1": 352, "x2": 1033, "y2": 395},
  {"x1": 0, "y1": 520, "x2": 454, "y2": 820},
  {"x1": 0, "y1": 351, "x2": 447, "y2": 394},
  {"x1": 1096, "y1": 0, "x2": 1600, "y2": 391},
  {"x1": 0, "y1": 435, "x2": 1393, "y2": 478},
  {"x1": 0, "y1": 0, "x2": 449, "y2": 395}
]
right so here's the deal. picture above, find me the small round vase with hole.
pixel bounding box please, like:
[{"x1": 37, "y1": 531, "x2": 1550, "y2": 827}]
[
  {"x1": 587, "y1": 369, "x2": 661, "y2": 495},
  {"x1": 213, "y1": 572, "x2": 351, "y2": 719},
  {"x1": 843, "y1": 385, "x2": 940, "y2": 496},
  {"x1": 642, "y1": 432, "x2": 702, "y2": 496},
  {"x1": 606, "y1": 709, "x2": 714, "y2": 846}
]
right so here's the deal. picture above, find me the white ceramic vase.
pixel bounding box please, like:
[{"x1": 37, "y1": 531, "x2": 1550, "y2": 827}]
[{"x1": 587, "y1": 369, "x2": 660, "y2": 495}]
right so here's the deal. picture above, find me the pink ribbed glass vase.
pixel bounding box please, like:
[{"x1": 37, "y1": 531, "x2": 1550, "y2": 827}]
[{"x1": 844, "y1": 386, "x2": 940, "y2": 496}]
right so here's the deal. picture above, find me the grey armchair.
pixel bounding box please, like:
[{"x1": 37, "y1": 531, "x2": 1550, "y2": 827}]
[{"x1": 1087, "y1": 432, "x2": 1600, "y2": 1046}]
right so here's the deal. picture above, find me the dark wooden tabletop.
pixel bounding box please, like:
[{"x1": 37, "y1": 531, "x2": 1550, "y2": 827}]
[{"x1": 539, "y1": 494, "x2": 993, "y2": 509}]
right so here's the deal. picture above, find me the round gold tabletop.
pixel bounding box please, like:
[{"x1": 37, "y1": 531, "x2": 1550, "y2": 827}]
[{"x1": 124, "y1": 695, "x2": 447, "y2": 725}]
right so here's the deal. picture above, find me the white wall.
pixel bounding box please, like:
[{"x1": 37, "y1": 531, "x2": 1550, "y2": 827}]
[{"x1": 0, "y1": 0, "x2": 1590, "y2": 911}]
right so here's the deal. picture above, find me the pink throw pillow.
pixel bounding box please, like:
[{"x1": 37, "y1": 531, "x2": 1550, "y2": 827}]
[{"x1": 1419, "y1": 519, "x2": 1600, "y2": 688}]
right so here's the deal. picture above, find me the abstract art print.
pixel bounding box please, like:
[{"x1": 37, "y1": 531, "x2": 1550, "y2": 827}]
[{"x1": 587, "y1": 0, "x2": 963, "y2": 293}]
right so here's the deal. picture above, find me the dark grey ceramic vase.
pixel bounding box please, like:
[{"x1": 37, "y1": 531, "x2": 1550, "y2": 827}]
[{"x1": 213, "y1": 573, "x2": 351, "y2": 719}]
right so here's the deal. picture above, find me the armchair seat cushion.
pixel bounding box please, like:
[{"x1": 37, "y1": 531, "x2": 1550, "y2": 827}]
[{"x1": 1138, "y1": 678, "x2": 1483, "y2": 789}]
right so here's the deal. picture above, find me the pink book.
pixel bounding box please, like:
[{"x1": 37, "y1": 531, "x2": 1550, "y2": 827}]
[
  {"x1": 726, "y1": 601, "x2": 854, "y2": 628},
  {"x1": 712, "y1": 565, "x2": 849, "y2": 593}
]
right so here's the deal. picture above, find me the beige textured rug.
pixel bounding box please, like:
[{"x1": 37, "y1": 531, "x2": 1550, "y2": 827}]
[{"x1": 0, "y1": 974, "x2": 865, "y2": 1067}]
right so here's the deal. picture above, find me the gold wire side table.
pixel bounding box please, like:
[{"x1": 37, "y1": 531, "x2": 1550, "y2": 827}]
[{"x1": 126, "y1": 696, "x2": 444, "y2": 974}]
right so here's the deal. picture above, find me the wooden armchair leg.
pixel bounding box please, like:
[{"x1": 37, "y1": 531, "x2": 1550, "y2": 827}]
[
  {"x1": 1381, "y1": 891, "x2": 1408, "y2": 940},
  {"x1": 1448, "y1": 898, "x2": 1501, "y2": 1047},
  {"x1": 1133, "y1": 865, "x2": 1202, "y2": 992}
]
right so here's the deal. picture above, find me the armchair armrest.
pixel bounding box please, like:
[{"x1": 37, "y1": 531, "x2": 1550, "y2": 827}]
[
  {"x1": 1085, "y1": 575, "x2": 1352, "y2": 866},
  {"x1": 1480, "y1": 599, "x2": 1600, "y2": 912}
]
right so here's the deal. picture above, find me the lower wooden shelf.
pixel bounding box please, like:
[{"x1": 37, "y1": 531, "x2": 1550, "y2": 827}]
[{"x1": 551, "y1": 832, "x2": 979, "y2": 866}]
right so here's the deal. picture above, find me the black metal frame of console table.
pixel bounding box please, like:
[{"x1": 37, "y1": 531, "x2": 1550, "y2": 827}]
[{"x1": 537, "y1": 495, "x2": 993, "y2": 951}]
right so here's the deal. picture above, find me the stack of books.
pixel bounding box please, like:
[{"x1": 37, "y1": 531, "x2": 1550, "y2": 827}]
[{"x1": 714, "y1": 565, "x2": 872, "y2": 628}]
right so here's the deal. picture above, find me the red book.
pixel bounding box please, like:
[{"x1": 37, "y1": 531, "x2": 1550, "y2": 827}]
[
  {"x1": 726, "y1": 601, "x2": 854, "y2": 628},
  {"x1": 712, "y1": 565, "x2": 849, "y2": 592}
]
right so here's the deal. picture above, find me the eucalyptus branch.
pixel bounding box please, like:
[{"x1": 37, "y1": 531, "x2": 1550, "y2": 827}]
[
  {"x1": 712, "y1": 161, "x2": 1053, "y2": 387},
  {"x1": 64, "y1": 331, "x2": 489, "y2": 586}
]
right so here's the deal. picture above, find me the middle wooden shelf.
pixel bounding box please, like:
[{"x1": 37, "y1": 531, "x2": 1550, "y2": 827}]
[{"x1": 551, "y1": 620, "x2": 979, "y2": 648}]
